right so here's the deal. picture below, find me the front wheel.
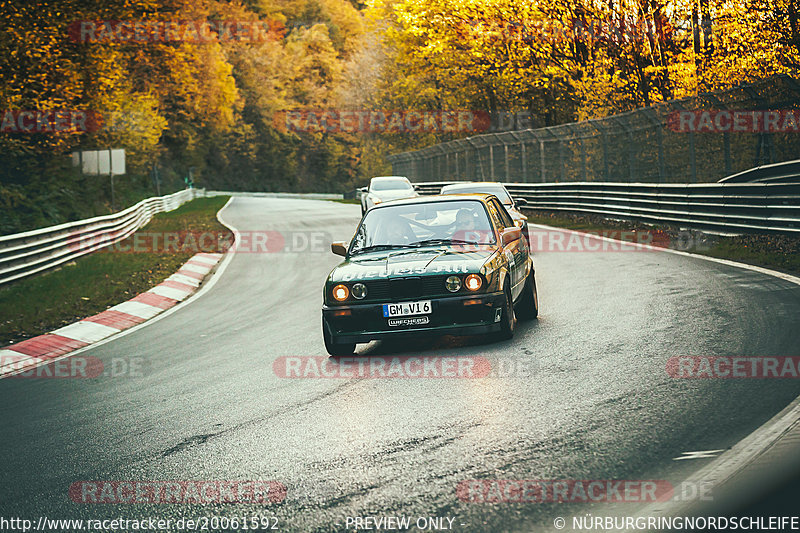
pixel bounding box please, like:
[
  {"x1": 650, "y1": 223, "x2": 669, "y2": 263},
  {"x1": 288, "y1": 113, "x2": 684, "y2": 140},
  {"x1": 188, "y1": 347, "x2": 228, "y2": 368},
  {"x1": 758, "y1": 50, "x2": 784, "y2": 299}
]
[
  {"x1": 323, "y1": 318, "x2": 355, "y2": 356},
  {"x1": 516, "y1": 269, "x2": 538, "y2": 320},
  {"x1": 493, "y1": 283, "x2": 516, "y2": 341}
]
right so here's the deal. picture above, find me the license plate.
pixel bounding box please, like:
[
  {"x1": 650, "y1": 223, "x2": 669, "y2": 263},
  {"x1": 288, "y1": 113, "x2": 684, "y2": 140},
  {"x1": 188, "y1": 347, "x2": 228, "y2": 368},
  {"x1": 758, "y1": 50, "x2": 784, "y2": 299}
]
[
  {"x1": 388, "y1": 316, "x2": 430, "y2": 327},
  {"x1": 382, "y1": 300, "x2": 431, "y2": 317}
]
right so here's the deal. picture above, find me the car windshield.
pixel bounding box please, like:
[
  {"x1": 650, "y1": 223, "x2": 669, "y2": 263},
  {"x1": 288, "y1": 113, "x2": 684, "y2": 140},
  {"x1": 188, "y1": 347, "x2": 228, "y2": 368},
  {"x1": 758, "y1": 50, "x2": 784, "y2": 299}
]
[
  {"x1": 350, "y1": 200, "x2": 496, "y2": 254},
  {"x1": 370, "y1": 179, "x2": 412, "y2": 191},
  {"x1": 441, "y1": 184, "x2": 513, "y2": 205}
]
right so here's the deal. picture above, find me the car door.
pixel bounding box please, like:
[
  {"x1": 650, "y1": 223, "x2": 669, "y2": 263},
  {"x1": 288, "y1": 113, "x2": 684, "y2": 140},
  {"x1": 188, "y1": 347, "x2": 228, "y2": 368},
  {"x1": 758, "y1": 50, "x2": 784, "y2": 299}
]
[
  {"x1": 486, "y1": 198, "x2": 525, "y2": 298},
  {"x1": 495, "y1": 199, "x2": 529, "y2": 262}
]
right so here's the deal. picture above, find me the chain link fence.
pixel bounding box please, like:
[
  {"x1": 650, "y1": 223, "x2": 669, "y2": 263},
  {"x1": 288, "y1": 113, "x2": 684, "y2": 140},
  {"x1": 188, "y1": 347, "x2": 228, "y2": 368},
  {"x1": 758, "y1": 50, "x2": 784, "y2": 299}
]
[{"x1": 387, "y1": 75, "x2": 800, "y2": 184}]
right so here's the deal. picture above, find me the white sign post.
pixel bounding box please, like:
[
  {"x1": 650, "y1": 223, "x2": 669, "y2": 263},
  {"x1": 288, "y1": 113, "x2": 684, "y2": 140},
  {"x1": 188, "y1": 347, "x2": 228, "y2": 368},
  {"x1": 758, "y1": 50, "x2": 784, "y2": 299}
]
[{"x1": 71, "y1": 149, "x2": 126, "y2": 210}]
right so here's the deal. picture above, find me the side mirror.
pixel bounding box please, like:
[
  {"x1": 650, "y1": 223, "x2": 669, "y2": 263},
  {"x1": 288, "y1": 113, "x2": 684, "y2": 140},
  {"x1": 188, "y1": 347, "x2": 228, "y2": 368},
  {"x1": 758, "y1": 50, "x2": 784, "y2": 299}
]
[
  {"x1": 331, "y1": 242, "x2": 348, "y2": 256},
  {"x1": 514, "y1": 197, "x2": 528, "y2": 206},
  {"x1": 358, "y1": 187, "x2": 368, "y2": 193},
  {"x1": 501, "y1": 227, "x2": 522, "y2": 246}
]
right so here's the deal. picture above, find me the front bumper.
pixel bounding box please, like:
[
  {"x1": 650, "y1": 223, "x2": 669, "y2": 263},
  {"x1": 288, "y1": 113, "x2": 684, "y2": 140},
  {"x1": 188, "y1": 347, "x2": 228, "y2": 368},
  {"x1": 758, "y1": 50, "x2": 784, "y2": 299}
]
[{"x1": 322, "y1": 291, "x2": 506, "y2": 343}]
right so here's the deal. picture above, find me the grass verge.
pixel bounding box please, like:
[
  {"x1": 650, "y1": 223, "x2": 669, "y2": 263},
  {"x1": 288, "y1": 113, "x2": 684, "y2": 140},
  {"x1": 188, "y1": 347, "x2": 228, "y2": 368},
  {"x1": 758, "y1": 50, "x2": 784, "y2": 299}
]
[
  {"x1": 0, "y1": 196, "x2": 232, "y2": 346},
  {"x1": 523, "y1": 210, "x2": 800, "y2": 277},
  {"x1": 327, "y1": 198, "x2": 361, "y2": 205}
]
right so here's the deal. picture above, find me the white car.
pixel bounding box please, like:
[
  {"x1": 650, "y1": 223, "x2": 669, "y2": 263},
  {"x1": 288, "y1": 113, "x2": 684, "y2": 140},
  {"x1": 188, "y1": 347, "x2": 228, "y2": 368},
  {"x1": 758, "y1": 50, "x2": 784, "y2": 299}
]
[
  {"x1": 359, "y1": 176, "x2": 419, "y2": 215},
  {"x1": 440, "y1": 182, "x2": 530, "y2": 245}
]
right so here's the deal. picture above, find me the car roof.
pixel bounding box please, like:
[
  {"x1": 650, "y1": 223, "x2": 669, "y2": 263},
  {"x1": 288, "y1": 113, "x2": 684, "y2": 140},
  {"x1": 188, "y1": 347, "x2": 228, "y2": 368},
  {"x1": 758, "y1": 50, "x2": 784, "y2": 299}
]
[
  {"x1": 441, "y1": 181, "x2": 506, "y2": 188},
  {"x1": 370, "y1": 193, "x2": 496, "y2": 209},
  {"x1": 440, "y1": 182, "x2": 516, "y2": 205},
  {"x1": 370, "y1": 176, "x2": 408, "y2": 181}
]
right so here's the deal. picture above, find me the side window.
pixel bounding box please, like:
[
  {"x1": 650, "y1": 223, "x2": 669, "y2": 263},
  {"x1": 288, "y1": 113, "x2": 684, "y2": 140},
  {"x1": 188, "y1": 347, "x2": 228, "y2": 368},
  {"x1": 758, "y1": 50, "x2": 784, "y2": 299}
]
[
  {"x1": 485, "y1": 201, "x2": 504, "y2": 231},
  {"x1": 489, "y1": 199, "x2": 513, "y2": 228}
]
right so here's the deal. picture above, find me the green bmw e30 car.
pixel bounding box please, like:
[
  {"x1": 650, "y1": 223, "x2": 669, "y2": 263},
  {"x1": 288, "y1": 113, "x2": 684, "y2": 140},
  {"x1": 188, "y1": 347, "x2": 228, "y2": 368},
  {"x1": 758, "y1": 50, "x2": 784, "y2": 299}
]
[{"x1": 321, "y1": 194, "x2": 538, "y2": 356}]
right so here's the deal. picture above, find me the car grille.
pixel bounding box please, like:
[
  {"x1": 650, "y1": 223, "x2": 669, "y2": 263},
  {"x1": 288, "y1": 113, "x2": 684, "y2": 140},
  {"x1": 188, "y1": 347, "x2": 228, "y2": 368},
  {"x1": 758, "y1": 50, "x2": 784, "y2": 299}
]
[
  {"x1": 362, "y1": 276, "x2": 450, "y2": 302},
  {"x1": 390, "y1": 277, "x2": 423, "y2": 299}
]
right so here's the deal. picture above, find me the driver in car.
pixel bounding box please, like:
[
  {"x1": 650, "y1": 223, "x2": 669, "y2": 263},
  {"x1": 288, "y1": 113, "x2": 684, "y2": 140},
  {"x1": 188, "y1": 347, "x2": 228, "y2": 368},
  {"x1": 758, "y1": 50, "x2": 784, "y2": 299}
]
[
  {"x1": 381, "y1": 214, "x2": 415, "y2": 244},
  {"x1": 452, "y1": 208, "x2": 486, "y2": 244},
  {"x1": 454, "y1": 208, "x2": 476, "y2": 231}
]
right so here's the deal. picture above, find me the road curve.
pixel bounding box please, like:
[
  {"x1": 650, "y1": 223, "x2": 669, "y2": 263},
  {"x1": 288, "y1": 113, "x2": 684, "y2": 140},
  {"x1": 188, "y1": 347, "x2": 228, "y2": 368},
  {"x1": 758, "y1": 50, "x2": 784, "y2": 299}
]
[{"x1": 1, "y1": 197, "x2": 799, "y2": 532}]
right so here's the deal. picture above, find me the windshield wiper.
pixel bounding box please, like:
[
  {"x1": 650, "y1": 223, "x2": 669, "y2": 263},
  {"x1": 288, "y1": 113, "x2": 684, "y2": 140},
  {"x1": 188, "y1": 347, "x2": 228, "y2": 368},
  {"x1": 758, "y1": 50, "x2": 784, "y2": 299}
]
[{"x1": 408, "y1": 238, "x2": 475, "y2": 247}]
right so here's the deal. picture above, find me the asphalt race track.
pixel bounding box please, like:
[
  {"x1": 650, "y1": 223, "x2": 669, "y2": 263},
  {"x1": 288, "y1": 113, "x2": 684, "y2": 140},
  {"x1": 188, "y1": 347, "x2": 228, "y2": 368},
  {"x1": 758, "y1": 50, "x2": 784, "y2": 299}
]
[{"x1": 2, "y1": 197, "x2": 800, "y2": 532}]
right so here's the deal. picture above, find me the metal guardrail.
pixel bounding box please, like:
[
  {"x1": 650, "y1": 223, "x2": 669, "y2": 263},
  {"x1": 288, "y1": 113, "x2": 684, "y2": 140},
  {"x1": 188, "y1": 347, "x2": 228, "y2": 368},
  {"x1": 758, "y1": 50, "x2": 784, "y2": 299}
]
[
  {"x1": 204, "y1": 191, "x2": 343, "y2": 200},
  {"x1": 414, "y1": 181, "x2": 800, "y2": 235},
  {"x1": 718, "y1": 159, "x2": 800, "y2": 184},
  {"x1": 0, "y1": 188, "x2": 201, "y2": 286}
]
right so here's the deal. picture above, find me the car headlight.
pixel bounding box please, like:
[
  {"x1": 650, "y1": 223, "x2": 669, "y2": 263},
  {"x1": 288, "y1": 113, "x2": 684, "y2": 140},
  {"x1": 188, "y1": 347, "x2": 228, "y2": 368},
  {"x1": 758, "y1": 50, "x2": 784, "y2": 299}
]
[
  {"x1": 332, "y1": 284, "x2": 349, "y2": 301},
  {"x1": 351, "y1": 283, "x2": 367, "y2": 299},
  {"x1": 445, "y1": 276, "x2": 461, "y2": 292},
  {"x1": 465, "y1": 274, "x2": 482, "y2": 291}
]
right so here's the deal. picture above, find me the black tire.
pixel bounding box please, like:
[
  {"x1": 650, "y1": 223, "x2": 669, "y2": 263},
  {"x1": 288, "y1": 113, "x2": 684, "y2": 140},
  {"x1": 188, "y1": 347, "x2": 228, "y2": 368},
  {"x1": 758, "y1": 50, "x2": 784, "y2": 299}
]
[
  {"x1": 494, "y1": 282, "x2": 515, "y2": 341},
  {"x1": 516, "y1": 269, "x2": 539, "y2": 320},
  {"x1": 323, "y1": 318, "x2": 355, "y2": 356}
]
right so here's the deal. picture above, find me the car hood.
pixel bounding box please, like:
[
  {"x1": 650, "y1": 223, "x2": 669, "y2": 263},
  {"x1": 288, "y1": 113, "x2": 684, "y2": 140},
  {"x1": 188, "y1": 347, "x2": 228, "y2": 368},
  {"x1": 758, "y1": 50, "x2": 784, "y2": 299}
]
[
  {"x1": 370, "y1": 190, "x2": 418, "y2": 202},
  {"x1": 506, "y1": 206, "x2": 527, "y2": 222},
  {"x1": 329, "y1": 246, "x2": 497, "y2": 282}
]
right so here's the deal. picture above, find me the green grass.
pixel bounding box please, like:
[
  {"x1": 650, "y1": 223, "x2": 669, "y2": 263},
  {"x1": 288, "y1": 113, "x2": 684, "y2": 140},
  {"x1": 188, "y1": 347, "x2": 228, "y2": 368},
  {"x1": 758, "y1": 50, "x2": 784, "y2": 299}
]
[
  {"x1": 524, "y1": 209, "x2": 800, "y2": 277},
  {"x1": 524, "y1": 211, "x2": 639, "y2": 234},
  {"x1": 696, "y1": 237, "x2": 800, "y2": 274},
  {"x1": 0, "y1": 196, "x2": 231, "y2": 346},
  {"x1": 327, "y1": 198, "x2": 361, "y2": 205}
]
